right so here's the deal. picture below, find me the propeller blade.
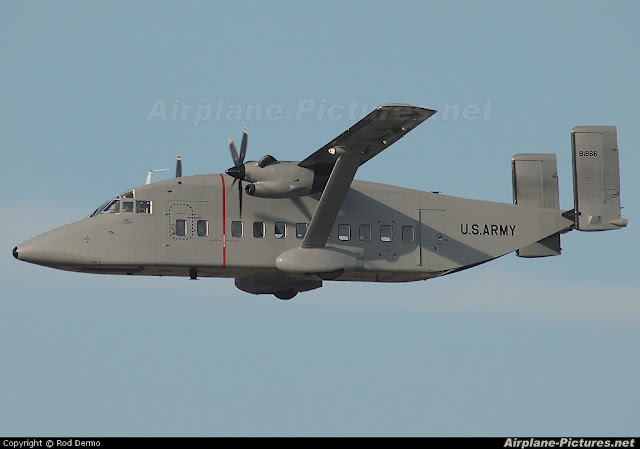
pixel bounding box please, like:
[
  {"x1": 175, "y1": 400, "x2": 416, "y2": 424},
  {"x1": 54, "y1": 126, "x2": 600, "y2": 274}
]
[
  {"x1": 176, "y1": 155, "x2": 182, "y2": 178},
  {"x1": 238, "y1": 179, "x2": 243, "y2": 217},
  {"x1": 239, "y1": 127, "x2": 248, "y2": 164},
  {"x1": 229, "y1": 138, "x2": 239, "y2": 166}
]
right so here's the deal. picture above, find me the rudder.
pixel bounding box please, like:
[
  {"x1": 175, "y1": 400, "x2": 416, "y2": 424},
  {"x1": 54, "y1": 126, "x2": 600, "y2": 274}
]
[{"x1": 571, "y1": 126, "x2": 628, "y2": 231}]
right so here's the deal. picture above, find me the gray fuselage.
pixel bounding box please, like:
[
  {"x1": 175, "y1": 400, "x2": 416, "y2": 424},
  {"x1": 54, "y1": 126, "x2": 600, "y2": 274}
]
[{"x1": 14, "y1": 173, "x2": 573, "y2": 291}]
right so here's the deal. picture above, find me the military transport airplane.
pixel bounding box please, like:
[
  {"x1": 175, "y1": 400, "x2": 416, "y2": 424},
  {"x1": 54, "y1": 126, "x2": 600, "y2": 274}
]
[{"x1": 13, "y1": 104, "x2": 627, "y2": 299}]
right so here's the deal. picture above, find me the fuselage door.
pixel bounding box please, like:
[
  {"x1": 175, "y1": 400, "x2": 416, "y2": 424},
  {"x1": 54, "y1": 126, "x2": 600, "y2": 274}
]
[
  {"x1": 419, "y1": 209, "x2": 447, "y2": 271},
  {"x1": 165, "y1": 200, "x2": 218, "y2": 266}
]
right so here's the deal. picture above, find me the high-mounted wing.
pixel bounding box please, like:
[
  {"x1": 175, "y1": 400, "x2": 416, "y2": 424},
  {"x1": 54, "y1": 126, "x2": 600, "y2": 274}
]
[
  {"x1": 300, "y1": 104, "x2": 436, "y2": 248},
  {"x1": 299, "y1": 103, "x2": 436, "y2": 170}
]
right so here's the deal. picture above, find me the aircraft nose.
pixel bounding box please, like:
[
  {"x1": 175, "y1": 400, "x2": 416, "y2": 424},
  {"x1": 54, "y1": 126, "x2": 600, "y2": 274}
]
[
  {"x1": 13, "y1": 238, "x2": 46, "y2": 265},
  {"x1": 15, "y1": 220, "x2": 96, "y2": 269},
  {"x1": 13, "y1": 234, "x2": 60, "y2": 267}
]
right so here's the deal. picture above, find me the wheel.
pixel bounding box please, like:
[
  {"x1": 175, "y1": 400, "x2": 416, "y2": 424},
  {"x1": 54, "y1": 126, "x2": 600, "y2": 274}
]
[{"x1": 274, "y1": 289, "x2": 297, "y2": 300}]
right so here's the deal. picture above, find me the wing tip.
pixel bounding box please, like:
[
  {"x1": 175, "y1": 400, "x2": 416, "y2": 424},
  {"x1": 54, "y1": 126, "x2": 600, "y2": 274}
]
[{"x1": 377, "y1": 103, "x2": 437, "y2": 115}]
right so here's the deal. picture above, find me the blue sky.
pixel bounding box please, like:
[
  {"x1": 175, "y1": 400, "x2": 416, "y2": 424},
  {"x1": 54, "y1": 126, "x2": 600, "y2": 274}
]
[{"x1": 1, "y1": 1, "x2": 639, "y2": 436}]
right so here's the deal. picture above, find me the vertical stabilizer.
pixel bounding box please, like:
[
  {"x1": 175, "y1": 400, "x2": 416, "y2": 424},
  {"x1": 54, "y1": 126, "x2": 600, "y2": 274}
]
[
  {"x1": 512, "y1": 154, "x2": 562, "y2": 257},
  {"x1": 571, "y1": 126, "x2": 627, "y2": 231},
  {"x1": 512, "y1": 154, "x2": 559, "y2": 209}
]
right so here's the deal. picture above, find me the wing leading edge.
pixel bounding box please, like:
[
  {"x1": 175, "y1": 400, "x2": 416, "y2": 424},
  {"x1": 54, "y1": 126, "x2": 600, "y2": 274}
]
[{"x1": 301, "y1": 104, "x2": 436, "y2": 248}]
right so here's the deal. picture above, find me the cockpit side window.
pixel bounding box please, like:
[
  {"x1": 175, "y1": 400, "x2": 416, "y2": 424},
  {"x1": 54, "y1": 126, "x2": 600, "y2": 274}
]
[
  {"x1": 122, "y1": 201, "x2": 134, "y2": 213},
  {"x1": 136, "y1": 200, "x2": 152, "y2": 214}
]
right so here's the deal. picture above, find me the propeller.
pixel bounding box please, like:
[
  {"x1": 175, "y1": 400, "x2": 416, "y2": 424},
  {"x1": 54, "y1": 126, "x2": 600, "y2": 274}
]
[{"x1": 226, "y1": 128, "x2": 248, "y2": 215}]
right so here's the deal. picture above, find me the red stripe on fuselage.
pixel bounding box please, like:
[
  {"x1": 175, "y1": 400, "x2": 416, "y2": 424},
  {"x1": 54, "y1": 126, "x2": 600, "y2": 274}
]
[{"x1": 219, "y1": 173, "x2": 226, "y2": 268}]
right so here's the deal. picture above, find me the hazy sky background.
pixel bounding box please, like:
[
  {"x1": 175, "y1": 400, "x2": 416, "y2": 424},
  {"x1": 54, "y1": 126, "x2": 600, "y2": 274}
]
[{"x1": 2, "y1": 1, "x2": 639, "y2": 436}]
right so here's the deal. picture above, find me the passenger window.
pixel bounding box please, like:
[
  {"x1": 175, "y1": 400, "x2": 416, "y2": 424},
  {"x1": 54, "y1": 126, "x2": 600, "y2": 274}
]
[
  {"x1": 176, "y1": 219, "x2": 187, "y2": 236},
  {"x1": 402, "y1": 226, "x2": 415, "y2": 243},
  {"x1": 197, "y1": 220, "x2": 208, "y2": 236},
  {"x1": 359, "y1": 224, "x2": 372, "y2": 241},
  {"x1": 231, "y1": 221, "x2": 243, "y2": 238},
  {"x1": 136, "y1": 200, "x2": 151, "y2": 214},
  {"x1": 296, "y1": 223, "x2": 308, "y2": 239},
  {"x1": 380, "y1": 225, "x2": 393, "y2": 242},
  {"x1": 338, "y1": 224, "x2": 351, "y2": 241},
  {"x1": 275, "y1": 222, "x2": 286, "y2": 239},
  {"x1": 253, "y1": 222, "x2": 265, "y2": 238},
  {"x1": 122, "y1": 201, "x2": 134, "y2": 213}
]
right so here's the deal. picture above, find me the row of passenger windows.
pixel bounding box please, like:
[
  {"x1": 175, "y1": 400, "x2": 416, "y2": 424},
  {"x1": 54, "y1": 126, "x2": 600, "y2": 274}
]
[
  {"x1": 174, "y1": 219, "x2": 416, "y2": 243},
  {"x1": 229, "y1": 221, "x2": 415, "y2": 243}
]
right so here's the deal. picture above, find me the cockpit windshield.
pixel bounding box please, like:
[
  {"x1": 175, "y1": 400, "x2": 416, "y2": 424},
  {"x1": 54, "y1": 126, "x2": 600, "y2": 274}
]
[
  {"x1": 103, "y1": 200, "x2": 120, "y2": 214},
  {"x1": 89, "y1": 200, "x2": 110, "y2": 217},
  {"x1": 88, "y1": 189, "x2": 152, "y2": 218},
  {"x1": 89, "y1": 199, "x2": 119, "y2": 217}
]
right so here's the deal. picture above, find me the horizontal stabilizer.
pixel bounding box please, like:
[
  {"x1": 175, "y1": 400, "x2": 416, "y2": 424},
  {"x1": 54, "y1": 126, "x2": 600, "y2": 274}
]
[{"x1": 572, "y1": 126, "x2": 628, "y2": 231}]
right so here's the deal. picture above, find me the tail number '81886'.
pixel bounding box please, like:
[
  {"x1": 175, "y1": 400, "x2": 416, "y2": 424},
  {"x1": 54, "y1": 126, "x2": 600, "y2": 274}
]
[{"x1": 579, "y1": 150, "x2": 598, "y2": 157}]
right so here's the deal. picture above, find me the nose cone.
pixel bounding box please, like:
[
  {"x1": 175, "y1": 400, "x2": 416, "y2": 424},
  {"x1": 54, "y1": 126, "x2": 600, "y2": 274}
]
[
  {"x1": 14, "y1": 220, "x2": 91, "y2": 269},
  {"x1": 13, "y1": 234, "x2": 51, "y2": 266}
]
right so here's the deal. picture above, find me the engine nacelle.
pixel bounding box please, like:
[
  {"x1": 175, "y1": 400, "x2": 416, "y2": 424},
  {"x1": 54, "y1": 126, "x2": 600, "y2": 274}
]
[
  {"x1": 242, "y1": 160, "x2": 315, "y2": 198},
  {"x1": 245, "y1": 181, "x2": 312, "y2": 198}
]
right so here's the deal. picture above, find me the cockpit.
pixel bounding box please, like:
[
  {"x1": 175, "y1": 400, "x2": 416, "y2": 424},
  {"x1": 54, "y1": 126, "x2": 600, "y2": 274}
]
[{"x1": 89, "y1": 189, "x2": 152, "y2": 217}]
